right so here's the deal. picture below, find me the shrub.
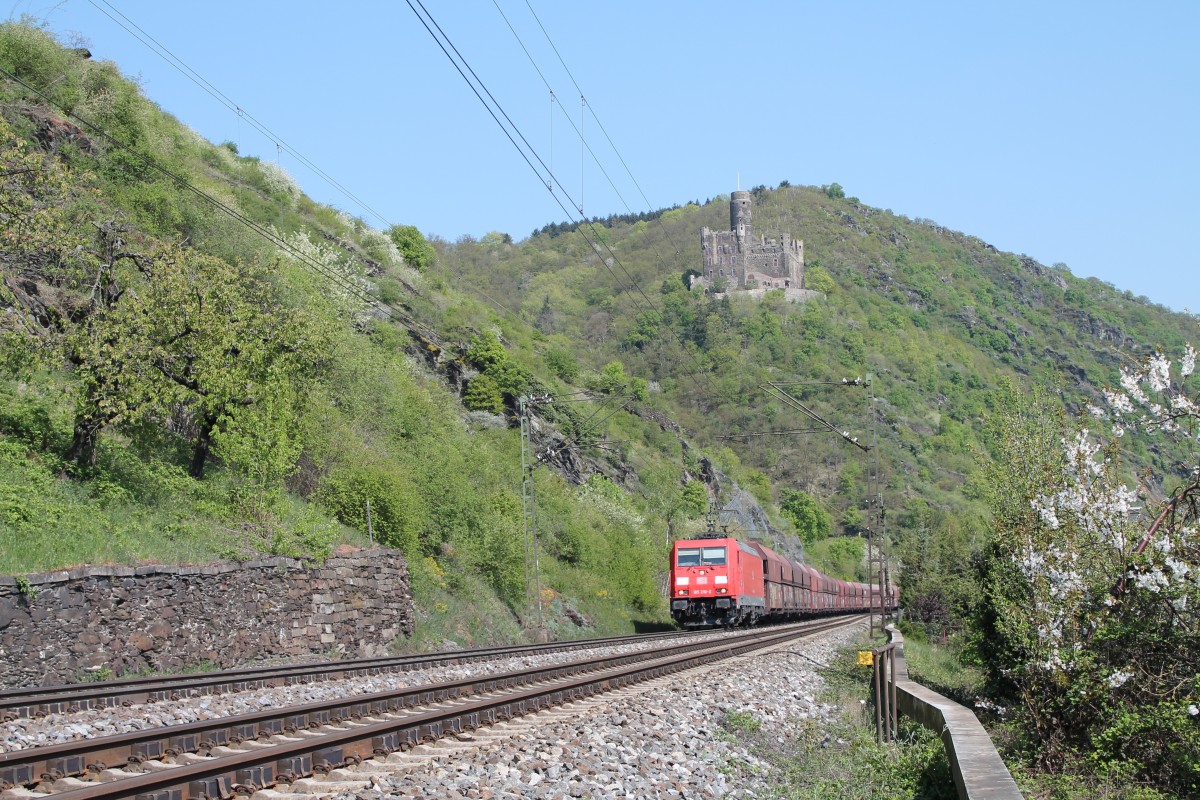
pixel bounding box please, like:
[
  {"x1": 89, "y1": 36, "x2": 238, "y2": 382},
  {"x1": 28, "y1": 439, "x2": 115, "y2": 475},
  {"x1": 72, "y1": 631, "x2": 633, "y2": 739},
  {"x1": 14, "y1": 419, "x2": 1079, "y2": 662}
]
[
  {"x1": 318, "y1": 462, "x2": 424, "y2": 556},
  {"x1": 463, "y1": 373, "x2": 504, "y2": 414},
  {"x1": 388, "y1": 224, "x2": 436, "y2": 271}
]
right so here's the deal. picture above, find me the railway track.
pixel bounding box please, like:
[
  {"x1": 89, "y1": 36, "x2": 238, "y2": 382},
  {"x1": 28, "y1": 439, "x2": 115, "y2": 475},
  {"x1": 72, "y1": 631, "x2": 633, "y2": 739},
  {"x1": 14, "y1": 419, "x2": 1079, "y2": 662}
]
[
  {"x1": 0, "y1": 617, "x2": 859, "y2": 800},
  {"x1": 0, "y1": 628, "x2": 714, "y2": 721}
]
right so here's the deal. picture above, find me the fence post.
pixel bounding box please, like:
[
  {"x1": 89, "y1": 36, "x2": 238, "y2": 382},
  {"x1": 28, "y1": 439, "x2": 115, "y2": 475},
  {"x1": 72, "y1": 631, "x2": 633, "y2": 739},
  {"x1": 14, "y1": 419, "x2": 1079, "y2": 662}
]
[
  {"x1": 889, "y1": 646, "x2": 899, "y2": 741},
  {"x1": 878, "y1": 652, "x2": 888, "y2": 743},
  {"x1": 366, "y1": 499, "x2": 374, "y2": 544}
]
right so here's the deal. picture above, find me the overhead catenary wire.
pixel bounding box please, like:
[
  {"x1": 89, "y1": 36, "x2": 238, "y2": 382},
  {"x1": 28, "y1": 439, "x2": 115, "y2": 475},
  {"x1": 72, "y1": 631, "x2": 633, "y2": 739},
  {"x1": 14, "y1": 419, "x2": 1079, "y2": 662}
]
[
  {"x1": 516, "y1": 0, "x2": 690, "y2": 263},
  {"x1": 86, "y1": 0, "x2": 394, "y2": 232},
  {"x1": 82, "y1": 1, "x2": 539, "y2": 328},
  {"x1": 760, "y1": 382, "x2": 871, "y2": 452},
  {"x1": 78, "y1": 0, "x2": 718, "y2": 457},
  {"x1": 492, "y1": 0, "x2": 689, "y2": 278},
  {"x1": 406, "y1": 0, "x2": 717, "y2": 397},
  {"x1": 491, "y1": 1, "x2": 638, "y2": 222},
  {"x1": 9, "y1": 15, "x2": 701, "y2": 541}
]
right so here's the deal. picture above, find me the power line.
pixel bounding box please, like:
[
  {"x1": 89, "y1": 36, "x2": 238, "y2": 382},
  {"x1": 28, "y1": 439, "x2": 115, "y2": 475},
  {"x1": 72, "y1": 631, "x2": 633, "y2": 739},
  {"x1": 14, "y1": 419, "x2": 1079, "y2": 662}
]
[
  {"x1": 87, "y1": 0, "x2": 395, "y2": 232},
  {"x1": 85, "y1": 0, "x2": 542, "y2": 330},
  {"x1": 493, "y1": 0, "x2": 689, "y2": 275},
  {"x1": 406, "y1": 0, "x2": 717, "y2": 398},
  {"x1": 760, "y1": 381, "x2": 871, "y2": 452},
  {"x1": 517, "y1": 0, "x2": 689, "y2": 262}
]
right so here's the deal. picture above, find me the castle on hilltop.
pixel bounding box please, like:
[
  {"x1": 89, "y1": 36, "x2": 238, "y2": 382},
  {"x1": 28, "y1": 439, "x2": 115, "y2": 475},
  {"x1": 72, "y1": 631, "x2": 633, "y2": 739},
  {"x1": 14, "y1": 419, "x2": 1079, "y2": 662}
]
[{"x1": 696, "y1": 190, "x2": 812, "y2": 300}]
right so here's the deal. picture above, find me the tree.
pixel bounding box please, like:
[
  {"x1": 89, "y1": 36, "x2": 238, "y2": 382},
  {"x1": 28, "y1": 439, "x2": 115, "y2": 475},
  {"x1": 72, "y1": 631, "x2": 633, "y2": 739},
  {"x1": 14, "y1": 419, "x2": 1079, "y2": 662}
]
[
  {"x1": 977, "y1": 362, "x2": 1200, "y2": 790},
  {"x1": 841, "y1": 506, "x2": 866, "y2": 535},
  {"x1": 593, "y1": 360, "x2": 646, "y2": 401},
  {"x1": 680, "y1": 480, "x2": 708, "y2": 517},
  {"x1": 823, "y1": 183, "x2": 845, "y2": 200},
  {"x1": 466, "y1": 329, "x2": 530, "y2": 402},
  {"x1": 545, "y1": 347, "x2": 579, "y2": 383},
  {"x1": 388, "y1": 224, "x2": 436, "y2": 271},
  {"x1": 804, "y1": 264, "x2": 835, "y2": 294},
  {"x1": 0, "y1": 114, "x2": 96, "y2": 373},
  {"x1": 780, "y1": 489, "x2": 831, "y2": 545},
  {"x1": 68, "y1": 243, "x2": 326, "y2": 478}
]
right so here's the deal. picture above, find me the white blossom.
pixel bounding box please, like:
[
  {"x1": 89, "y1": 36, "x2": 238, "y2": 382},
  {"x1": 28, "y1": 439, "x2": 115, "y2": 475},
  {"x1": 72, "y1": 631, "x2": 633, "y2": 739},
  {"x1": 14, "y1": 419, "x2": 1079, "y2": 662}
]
[
  {"x1": 1183, "y1": 344, "x2": 1196, "y2": 377},
  {"x1": 1031, "y1": 497, "x2": 1060, "y2": 530},
  {"x1": 1107, "y1": 670, "x2": 1132, "y2": 688},
  {"x1": 1147, "y1": 354, "x2": 1172, "y2": 392},
  {"x1": 1165, "y1": 556, "x2": 1190, "y2": 579},
  {"x1": 1132, "y1": 567, "x2": 1169, "y2": 593},
  {"x1": 1189, "y1": 704, "x2": 1199, "y2": 717},
  {"x1": 1104, "y1": 390, "x2": 1135, "y2": 415},
  {"x1": 1171, "y1": 394, "x2": 1196, "y2": 413},
  {"x1": 1120, "y1": 370, "x2": 1149, "y2": 405}
]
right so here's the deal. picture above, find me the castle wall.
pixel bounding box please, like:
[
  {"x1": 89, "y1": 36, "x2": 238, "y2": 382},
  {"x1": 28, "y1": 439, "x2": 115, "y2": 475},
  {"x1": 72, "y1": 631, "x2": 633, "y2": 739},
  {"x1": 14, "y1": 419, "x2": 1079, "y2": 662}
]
[{"x1": 700, "y1": 191, "x2": 805, "y2": 291}]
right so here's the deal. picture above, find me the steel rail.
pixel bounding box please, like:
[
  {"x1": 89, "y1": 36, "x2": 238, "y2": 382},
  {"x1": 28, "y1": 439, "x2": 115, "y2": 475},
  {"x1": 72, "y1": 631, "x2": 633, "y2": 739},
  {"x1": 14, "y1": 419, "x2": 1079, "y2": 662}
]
[
  {"x1": 9, "y1": 617, "x2": 858, "y2": 800},
  {"x1": 0, "y1": 628, "x2": 712, "y2": 719},
  {"x1": 0, "y1": 619, "x2": 845, "y2": 787}
]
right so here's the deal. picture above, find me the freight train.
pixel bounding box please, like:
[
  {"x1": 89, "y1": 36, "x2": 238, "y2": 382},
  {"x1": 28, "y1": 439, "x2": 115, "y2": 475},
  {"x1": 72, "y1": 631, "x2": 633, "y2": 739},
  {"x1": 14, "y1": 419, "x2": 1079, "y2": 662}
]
[{"x1": 669, "y1": 536, "x2": 896, "y2": 627}]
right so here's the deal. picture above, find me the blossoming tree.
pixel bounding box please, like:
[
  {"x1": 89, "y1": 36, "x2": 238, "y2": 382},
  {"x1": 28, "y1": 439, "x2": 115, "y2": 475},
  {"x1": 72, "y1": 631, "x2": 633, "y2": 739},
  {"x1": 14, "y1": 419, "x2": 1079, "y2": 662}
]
[{"x1": 978, "y1": 347, "x2": 1199, "y2": 791}]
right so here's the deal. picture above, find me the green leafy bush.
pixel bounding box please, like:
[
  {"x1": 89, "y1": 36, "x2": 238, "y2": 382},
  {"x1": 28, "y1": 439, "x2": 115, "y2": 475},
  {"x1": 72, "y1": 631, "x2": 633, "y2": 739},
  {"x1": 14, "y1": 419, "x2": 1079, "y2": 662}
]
[{"x1": 318, "y1": 462, "x2": 424, "y2": 556}]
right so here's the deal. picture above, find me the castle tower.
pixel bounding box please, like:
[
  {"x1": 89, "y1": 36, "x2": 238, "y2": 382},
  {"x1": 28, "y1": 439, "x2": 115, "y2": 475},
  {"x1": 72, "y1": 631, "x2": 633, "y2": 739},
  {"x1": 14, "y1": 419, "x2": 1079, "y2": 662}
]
[{"x1": 730, "y1": 190, "x2": 753, "y2": 243}]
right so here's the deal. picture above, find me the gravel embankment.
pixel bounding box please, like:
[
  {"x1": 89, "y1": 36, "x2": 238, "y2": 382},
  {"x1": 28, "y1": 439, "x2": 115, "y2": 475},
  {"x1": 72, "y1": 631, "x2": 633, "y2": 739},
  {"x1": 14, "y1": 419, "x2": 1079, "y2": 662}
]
[
  {"x1": 1, "y1": 633, "x2": 726, "y2": 752},
  {"x1": 2, "y1": 622, "x2": 866, "y2": 799},
  {"x1": 321, "y1": 621, "x2": 864, "y2": 799}
]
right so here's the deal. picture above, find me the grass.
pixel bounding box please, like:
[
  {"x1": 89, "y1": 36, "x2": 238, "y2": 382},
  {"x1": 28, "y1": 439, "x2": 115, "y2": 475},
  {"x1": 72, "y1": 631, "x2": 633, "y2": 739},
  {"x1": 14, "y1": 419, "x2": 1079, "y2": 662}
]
[
  {"x1": 719, "y1": 634, "x2": 957, "y2": 800},
  {"x1": 0, "y1": 447, "x2": 231, "y2": 572},
  {"x1": 397, "y1": 556, "x2": 526, "y2": 652},
  {"x1": 1012, "y1": 767, "x2": 1176, "y2": 800},
  {"x1": 898, "y1": 629, "x2": 985, "y2": 706}
]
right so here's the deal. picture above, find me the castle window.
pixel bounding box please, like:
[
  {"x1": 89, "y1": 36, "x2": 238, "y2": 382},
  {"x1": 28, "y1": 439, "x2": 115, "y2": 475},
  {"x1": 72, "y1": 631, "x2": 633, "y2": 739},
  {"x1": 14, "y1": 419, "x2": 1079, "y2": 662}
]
[{"x1": 719, "y1": 269, "x2": 725, "y2": 277}]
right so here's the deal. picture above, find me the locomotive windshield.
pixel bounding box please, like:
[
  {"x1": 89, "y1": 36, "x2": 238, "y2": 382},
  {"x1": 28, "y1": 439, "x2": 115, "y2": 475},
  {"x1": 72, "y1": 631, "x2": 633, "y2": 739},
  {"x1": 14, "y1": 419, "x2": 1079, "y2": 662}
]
[{"x1": 676, "y1": 546, "x2": 727, "y2": 566}]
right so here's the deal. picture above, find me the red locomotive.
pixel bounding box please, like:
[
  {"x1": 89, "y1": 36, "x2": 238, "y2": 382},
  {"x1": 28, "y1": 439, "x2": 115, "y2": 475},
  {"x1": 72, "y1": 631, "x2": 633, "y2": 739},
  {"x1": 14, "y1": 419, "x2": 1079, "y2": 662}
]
[{"x1": 669, "y1": 536, "x2": 896, "y2": 627}]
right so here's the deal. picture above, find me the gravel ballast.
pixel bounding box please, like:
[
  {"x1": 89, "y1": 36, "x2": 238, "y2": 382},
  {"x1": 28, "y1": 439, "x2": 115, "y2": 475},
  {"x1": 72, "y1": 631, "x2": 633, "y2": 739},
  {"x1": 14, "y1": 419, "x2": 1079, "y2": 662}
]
[{"x1": 319, "y1": 620, "x2": 865, "y2": 799}]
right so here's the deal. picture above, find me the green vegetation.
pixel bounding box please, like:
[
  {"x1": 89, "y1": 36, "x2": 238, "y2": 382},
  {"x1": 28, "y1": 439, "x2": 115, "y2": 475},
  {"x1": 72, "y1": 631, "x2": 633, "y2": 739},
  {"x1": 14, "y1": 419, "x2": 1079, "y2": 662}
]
[
  {"x1": 0, "y1": 20, "x2": 668, "y2": 639},
  {"x1": 388, "y1": 224, "x2": 436, "y2": 271},
  {"x1": 719, "y1": 639, "x2": 955, "y2": 800},
  {"x1": 899, "y1": 633, "x2": 984, "y2": 707},
  {"x1": 972, "y1": 381, "x2": 1200, "y2": 798},
  {"x1": 780, "y1": 489, "x2": 832, "y2": 545}
]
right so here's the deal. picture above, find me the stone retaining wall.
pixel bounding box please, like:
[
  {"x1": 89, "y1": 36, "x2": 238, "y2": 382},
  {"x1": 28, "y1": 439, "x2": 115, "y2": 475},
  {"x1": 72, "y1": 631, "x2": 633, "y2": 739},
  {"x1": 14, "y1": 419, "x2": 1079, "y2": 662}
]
[{"x1": 0, "y1": 548, "x2": 413, "y2": 688}]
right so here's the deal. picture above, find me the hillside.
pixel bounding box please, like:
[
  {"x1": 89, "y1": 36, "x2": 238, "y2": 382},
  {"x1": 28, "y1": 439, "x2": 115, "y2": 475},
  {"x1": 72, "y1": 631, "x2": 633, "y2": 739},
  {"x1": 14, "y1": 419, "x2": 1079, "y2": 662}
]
[
  {"x1": 433, "y1": 182, "x2": 1197, "y2": 622},
  {"x1": 2, "y1": 18, "x2": 1197, "y2": 648}
]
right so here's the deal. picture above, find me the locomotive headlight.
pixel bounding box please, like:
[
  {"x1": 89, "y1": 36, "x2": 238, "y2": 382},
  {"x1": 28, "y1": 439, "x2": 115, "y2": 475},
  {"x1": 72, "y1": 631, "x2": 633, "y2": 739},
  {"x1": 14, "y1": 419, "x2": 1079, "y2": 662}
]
[
  {"x1": 677, "y1": 589, "x2": 689, "y2": 596},
  {"x1": 717, "y1": 588, "x2": 727, "y2": 594}
]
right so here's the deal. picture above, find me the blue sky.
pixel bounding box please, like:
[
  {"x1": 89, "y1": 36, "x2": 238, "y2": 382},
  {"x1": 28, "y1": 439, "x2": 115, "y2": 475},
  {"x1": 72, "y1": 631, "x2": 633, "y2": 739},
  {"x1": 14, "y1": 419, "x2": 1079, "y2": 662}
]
[{"x1": 15, "y1": 1, "x2": 1200, "y2": 314}]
